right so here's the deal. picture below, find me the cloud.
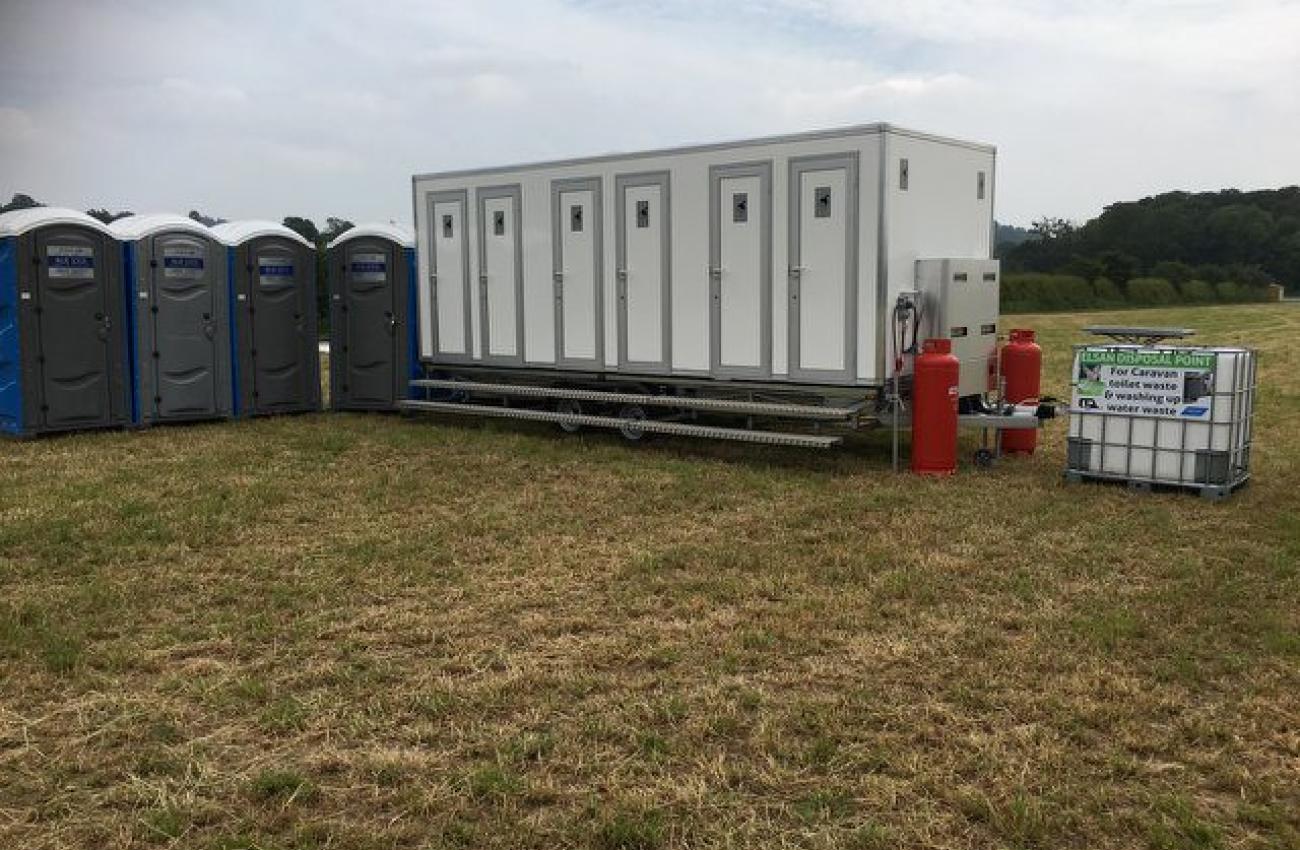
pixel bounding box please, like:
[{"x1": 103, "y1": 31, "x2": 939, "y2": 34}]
[
  {"x1": 160, "y1": 77, "x2": 248, "y2": 105},
  {"x1": 775, "y1": 72, "x2": 975, "y2": 117},
  {"x1": 0, "y1": 0, "x2": 1296, "y2": 225},
  {"x1": 0, "y1": 106, "x2": 37, "y2": 142}
]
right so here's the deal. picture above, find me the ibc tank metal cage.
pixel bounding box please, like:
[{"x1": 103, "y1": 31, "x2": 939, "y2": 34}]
[{"x1": 1065, "y1": 342, "x2": 1257, "y2": 500}]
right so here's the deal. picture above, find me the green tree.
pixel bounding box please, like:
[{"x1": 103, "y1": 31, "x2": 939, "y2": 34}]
[
  {"x1": 188, "y1": 210, "x2": 225, "y2": 227},
  {"x1": 282, "y1": 216, "x2": 320, "y2": 244},
  {"x1": 1150, "y1": 260, "x2": 1194, "y2": 285},
  {"x1": 322, "y1": 217, "x2": 354, "y2": 242},
  {"x1": 1, "y1": 193, "x2": 42, "y2": 213},
  {"x1": 1099, "y1": 251, "x2": 1140, "y2": 286},
  {"x1": 86, "y1": 208, "x2": 132, "y2": 224}
]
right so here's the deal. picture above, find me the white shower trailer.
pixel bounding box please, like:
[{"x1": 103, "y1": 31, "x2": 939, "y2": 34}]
[{"x1": 407, "y1": 124, "x2": 1000, "y2": 447}]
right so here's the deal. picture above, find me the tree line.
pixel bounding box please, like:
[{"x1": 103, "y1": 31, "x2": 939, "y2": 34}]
[{"x1": 997, "y1": 186, "x2": 1297, "y2": 310}]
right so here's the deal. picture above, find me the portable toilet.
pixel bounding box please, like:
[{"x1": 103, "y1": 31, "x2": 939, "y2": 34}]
[
  {"x1": 0, "y1": 207, "x2": 131, "y2": 436},
  {"x1": 326, "y1": 223, "x2": 418, "y2": 411},
  {"x1": 109, "y1": 214, "x2": 233, "y2": 425},
  {"x1": 211, "y1": 220, "x2": 320, "y2": 417}
]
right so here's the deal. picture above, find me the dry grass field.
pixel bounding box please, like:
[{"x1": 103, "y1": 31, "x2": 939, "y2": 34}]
[{"x1": 1, "y1": 303, "x2": 1297, "y2": 849}]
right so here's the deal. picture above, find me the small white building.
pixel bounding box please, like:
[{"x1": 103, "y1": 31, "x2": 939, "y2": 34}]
[{"x1": 411, "y1": 123, "x2": 997, "y2": 393}]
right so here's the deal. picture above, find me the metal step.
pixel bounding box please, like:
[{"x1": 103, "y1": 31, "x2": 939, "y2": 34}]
[
  {"x1": 409, "y1": 379, "x2": 862, "y2": 421},
  {"x1": 399, "y1": 399, "x2": 843, "y2": 449}
]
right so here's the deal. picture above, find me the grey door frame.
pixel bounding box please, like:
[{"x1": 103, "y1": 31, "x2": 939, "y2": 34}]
[
  {"x1": 426, "y1": 189, "x2": 473, "y2": 363},
  {"x1": 787, "y1": 151, "x2": 859, "y2": 385},
  {"x1": 33, "y1": 227, "x2": 123, "y2": 430},
  {"x1": 550, "y1": 176, "x2": 604, "y2": 369},
  {"x1": 709, "y1": 160, "x2": 772, "y2": 380},
  {"x1": 475, "y1": 183, "x2": 525, "y2": 366},
  {"x1": 341, "y1": 238, "x2": 399, "y2": 408},
  {"x1": 614, "y1": 170, "x2": 671, "y2": 373},
  {"x1": 240, "y1": 237, "x2": 318, "y2": 415},
  {"x1": 146, "y1": 231, "x2": 224, "y2": 421}
]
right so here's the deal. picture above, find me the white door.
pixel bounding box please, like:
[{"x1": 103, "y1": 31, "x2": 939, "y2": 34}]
[
  {"x1": 430, "y1": 191, "x2": 470, "y2": 360},
  {"x1": 711, "y1": 162, "x2": 770, "y2": 378},
  {"x1": 553, "y1": 178, "x2": 602, "y2": 366},
  {"x1": 478, "y1": 186, "x2": 522, "y2": 364},
  {"x1": 616, "y1": 172, "x2": 670, "y2": 371},
  {"x1": 789, "y1": 155, "x2": 857, "y2": 383}
]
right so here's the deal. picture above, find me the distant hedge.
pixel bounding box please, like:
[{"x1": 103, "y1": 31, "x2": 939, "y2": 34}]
[
  {"x1": 1126, "y1": 277, "x2": 1180, "y2": 305},
  {"x1": 1001, "y1": 273, "x2": 1270, "y2": 312}
]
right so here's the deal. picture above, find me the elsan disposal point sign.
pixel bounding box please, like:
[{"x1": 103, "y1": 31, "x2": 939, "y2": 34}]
[{"x1": 1073, "y1": 348, "x2": 1216, "y2": 419}]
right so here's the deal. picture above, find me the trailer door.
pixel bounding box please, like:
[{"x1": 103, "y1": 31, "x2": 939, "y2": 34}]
[
  {"x1": 429, "y1": 190, "x2": 471, "y2": 361},
  {"x1": 552, "y1": 177, "x2": 603, "y2": 367},
  {"x1": 789, "y1": 154, "x2": 857, "y2": 384},
  {"x1": 710, "y1": 162, "x2": 771, "y2": 378},
  {"x1": 477, "y1": 185, "x2": 523, "y2": 365},
  {"x1": 615, "y1": 172, "x2": 670, "y2": 372}
]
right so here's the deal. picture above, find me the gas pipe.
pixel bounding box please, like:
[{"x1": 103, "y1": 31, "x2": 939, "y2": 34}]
[
  {"x1": 999, "y1": 328, "x2": 1042, "y2": 455},
  {"x1": 911, "y1": 338, "x2": 960, "y2": 475}
]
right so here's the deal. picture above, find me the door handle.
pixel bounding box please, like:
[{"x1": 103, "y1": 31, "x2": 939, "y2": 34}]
[
  {"x1": 708, "y1": 266, "x2": 724, "y2": 278},
  {"x1": 385, "y1": 311, "x2": 396, "y2": 335},
  {"x1": 616, "y1": 268, "x2": 628, "y2": 280},
  {"x1": 789, "y1": 266, "x2": 806, "y2": 277}
]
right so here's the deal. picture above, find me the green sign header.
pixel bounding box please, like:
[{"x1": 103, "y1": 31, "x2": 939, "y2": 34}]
[{"x1": 1079, "y1": 349, "x2": 1217, "y2": 370}]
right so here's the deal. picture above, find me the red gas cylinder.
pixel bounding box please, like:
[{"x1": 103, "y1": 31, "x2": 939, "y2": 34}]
[
  {"x1": 999, "y1": 328, "x2": 1042, "y2": 455},
  {"x1": 911, "y1": 338, "x2": 960, "y2": 476}
]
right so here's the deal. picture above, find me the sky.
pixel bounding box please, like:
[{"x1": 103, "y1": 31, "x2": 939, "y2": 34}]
[{"x1": 1, "y1": 0, "x2": 1297, "y2": 228}]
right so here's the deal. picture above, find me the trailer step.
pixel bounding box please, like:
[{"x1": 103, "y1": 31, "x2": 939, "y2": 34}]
[
  {"x1": 409, "y1": 379, "x2": 861, "y2": 421},
  {"x1": 399, "y1": 399, "x2": 843, "y2": 449}
]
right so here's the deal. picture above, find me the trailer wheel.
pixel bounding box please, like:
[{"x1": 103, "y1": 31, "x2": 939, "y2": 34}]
[
  {"x1": 618, "y1": 404, "x2": 648, "y2": 441},
  {"x1": 556, "y1": 399, "x2": 582, "y2": 433},
  {"x1": 973, "y1": 448, "x2": 995, "y2": 468}
]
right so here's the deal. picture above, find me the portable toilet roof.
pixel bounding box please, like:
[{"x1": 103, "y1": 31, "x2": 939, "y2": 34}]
[
  {"x1": 0, "y1": 206, "x2": 114, "y2": 237},
  {"x1": 328, "y1": 222, "x2": 414, "y2": 249},
  {"x1": 108, "y1": 213, "x2": 214, "y2": 240},
  {"x1": 210, "y1": 220, "x2": 315, "y2": 249}
]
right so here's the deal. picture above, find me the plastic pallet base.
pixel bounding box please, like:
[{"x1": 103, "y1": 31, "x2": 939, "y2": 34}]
[{"x1": 1063, "y1": 470, "x2": 1250, "y2": 502}]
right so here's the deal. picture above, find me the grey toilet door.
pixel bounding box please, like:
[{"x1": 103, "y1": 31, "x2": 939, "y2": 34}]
[
  {"x1": 249, "y1": 239, "x2": 309, "y2": 411},
  {"x1": 151, "y1": 233, "x2": 219, "y2": 418},
  {"x1": 34, "y1": 228, "x2": 116, "y2": 429},
  {"x1": 341, "y1": 240, "x2": 397, "y2": 406}
]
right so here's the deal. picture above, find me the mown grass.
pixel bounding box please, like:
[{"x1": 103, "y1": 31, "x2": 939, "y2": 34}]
[{"x1": 1, "y1": 303, "x2": 1297, "y2": 849}]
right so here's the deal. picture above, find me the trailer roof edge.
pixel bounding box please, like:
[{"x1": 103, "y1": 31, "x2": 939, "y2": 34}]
[{"x1": 411, "y1": 123, "x2": 995, "y2": 183}]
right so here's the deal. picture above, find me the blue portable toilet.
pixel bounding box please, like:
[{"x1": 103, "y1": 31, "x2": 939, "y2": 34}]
[
  {"x1": 109, "y1": 214, "x2": 233, "y2": 426},
  {"x1": 0, "y1": 207, "x2": 131, "y2": 436},
  {"x1": 326, "y1": 223, "x2": 419, "y2": 411},
  {"x1": 211, "y1": 220, "x2": 320, "y2": 417}
]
